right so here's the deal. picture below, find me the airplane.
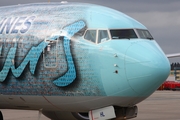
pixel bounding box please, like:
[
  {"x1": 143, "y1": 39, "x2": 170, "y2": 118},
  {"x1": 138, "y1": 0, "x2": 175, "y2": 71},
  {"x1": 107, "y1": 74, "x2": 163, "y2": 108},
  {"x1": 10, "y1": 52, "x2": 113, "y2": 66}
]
[{"x1": 0, "y1": 2, "x2": 180, "y2": 120}]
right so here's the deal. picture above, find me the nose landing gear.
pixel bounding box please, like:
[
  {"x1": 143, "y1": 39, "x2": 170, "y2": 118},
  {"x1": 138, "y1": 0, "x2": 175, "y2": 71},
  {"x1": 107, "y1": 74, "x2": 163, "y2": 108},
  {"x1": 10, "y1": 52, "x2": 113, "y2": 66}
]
[{"x1": 0, "y1": 111, "x2": 3, "y2": 120}]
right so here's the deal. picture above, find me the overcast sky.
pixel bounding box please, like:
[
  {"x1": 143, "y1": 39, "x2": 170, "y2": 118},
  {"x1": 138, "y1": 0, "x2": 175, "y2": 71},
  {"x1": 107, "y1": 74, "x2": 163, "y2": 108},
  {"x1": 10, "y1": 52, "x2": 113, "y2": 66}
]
[{"x1": 0, "y1": 0, "x2": 180, "y2": 63}]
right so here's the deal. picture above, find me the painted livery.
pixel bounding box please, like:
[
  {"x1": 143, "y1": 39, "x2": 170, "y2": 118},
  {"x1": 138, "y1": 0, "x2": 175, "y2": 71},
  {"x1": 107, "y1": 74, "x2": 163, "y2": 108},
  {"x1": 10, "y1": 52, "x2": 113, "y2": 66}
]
[{"x1": 0, "y1": 2, "x2": 170, "y2": 120}]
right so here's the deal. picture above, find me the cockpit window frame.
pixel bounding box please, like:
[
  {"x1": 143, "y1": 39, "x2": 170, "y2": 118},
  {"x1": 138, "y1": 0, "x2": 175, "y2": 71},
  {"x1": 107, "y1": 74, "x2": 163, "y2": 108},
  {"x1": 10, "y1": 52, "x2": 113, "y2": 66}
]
[
  {"x1": 83, "y1": 28, "x2": 154, "y2": 43},
  {"x1": 84, "y1": 29, "x2": 97, "y2": 44},
  {"x1": 135, "y1": 29, "x2": 154, "y2": 40},
  {"x1": 97, "y1": 29, "x2": 111, "y2": 44},
  {"x1": 84, "y1": 29, "x2": 111, "y2": 44}
]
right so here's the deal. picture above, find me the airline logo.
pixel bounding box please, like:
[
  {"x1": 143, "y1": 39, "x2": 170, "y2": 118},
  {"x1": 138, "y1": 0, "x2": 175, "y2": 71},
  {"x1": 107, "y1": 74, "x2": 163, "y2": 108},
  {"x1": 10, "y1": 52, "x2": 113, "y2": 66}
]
[{"x1": 0, "y1": 16, "x2": 36, "y2": 34}]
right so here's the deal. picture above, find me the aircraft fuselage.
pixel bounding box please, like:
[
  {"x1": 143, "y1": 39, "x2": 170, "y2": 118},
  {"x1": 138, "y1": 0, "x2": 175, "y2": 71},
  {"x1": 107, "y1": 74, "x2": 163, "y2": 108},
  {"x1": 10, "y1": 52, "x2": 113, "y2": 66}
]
[{"x1": 0, "y1": 2, "x2": 170, "y2": 116}]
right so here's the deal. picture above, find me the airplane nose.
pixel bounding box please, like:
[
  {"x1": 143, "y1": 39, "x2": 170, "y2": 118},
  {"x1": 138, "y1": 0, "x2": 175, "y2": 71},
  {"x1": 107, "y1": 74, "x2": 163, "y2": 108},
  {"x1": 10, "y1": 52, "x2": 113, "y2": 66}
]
[{"x1": 125, "y1": 41, "x2": 170, "y2": 96}]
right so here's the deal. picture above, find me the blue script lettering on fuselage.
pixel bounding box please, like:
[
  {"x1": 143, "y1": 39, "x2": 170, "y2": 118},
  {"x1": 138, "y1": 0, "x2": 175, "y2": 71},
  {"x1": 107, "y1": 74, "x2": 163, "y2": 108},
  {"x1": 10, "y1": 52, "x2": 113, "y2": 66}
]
[
  {"x1": 0, "y1": 20, "x2": 86, "y2": 87},
  {"x1": 0, "y1": 41, "x2": 48, "y2": 82},
  {"x1": 0, "y1": 16, "x2": 35, "y2": 34}
]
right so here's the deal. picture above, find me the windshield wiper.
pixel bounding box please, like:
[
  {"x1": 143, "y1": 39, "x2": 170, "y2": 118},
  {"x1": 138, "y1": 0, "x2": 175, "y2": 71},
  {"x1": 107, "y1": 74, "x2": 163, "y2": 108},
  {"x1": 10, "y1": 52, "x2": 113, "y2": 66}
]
[{"x1": 146, "y1": 37, "x2": 153, "y2": 40}]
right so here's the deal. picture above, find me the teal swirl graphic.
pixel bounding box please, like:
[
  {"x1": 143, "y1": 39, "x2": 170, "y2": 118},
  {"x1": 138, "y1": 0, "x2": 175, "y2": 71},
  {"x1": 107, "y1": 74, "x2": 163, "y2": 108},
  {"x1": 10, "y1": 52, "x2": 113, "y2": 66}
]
[{"x1": 53, "y1": 21, "x2": 86, "y2": 87}]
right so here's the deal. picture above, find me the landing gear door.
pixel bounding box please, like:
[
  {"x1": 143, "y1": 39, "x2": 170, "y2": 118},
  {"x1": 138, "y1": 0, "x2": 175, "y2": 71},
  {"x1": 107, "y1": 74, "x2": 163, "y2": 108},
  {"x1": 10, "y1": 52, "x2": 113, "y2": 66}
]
[
  {"x1": 43, "y1": 39, "x2": 58, "y2": 68},
  {"x1": 89, "y1": 106, "x2": 116, "y2": 120}
]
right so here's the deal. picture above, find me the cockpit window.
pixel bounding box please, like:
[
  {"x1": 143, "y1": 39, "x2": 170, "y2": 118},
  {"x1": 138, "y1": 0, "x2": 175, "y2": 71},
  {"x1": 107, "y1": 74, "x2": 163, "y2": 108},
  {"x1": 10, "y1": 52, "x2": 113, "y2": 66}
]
[
  {"x1": 136, "y1": 29, "x2": 154, "y2": 40},
  {"x1": 110, "y1": 29, "x2": 138, "y2": 39},
  {"x1": 84, "y1": 29, "x2": 153, "y2": 43},
  {"x1": 84, "y1": 30, "x2": 97, "y2": 43},
  {"x1": 98, "y1": 30, "x2": 109, "y2": 43}
]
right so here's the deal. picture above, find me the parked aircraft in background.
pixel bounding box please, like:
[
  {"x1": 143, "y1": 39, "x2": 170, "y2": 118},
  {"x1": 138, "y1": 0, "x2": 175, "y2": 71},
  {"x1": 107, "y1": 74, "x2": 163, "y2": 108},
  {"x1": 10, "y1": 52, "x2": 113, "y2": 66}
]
[{"x1": 0, "y1": 2, "x2": 179, "y2": 120}]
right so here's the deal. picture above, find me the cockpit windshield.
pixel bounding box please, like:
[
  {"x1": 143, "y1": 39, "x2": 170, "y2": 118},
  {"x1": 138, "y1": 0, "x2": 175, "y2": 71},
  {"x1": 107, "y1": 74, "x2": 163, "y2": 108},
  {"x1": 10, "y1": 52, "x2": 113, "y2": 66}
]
[
  {"x1": 83, "y1": 29, "x2": 154, "y2": 44},
  {"x1": 136, "y1": 29, "x2": 154, "y2": 40},
  {"x1": 110, "y1": 29, "x2": 138, "y2": 39}
]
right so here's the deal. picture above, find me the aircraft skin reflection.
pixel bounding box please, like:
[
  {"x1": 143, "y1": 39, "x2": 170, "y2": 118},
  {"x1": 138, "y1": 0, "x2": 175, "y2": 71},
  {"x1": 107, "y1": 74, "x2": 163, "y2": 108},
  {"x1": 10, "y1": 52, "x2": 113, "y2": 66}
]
[{"x1": 0, "y1": 2, "x2": 171, "y2": 120}]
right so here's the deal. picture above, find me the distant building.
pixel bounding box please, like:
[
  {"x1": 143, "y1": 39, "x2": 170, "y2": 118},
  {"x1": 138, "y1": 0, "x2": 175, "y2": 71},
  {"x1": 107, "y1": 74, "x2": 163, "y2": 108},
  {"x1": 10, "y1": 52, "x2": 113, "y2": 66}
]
[
  {"x1": 158, "y1": 63, "x2": 180, "y2": 90},
  {"x1": 174, "y1": 67, "x2": 180, "y2": 81},
  {"x1": 170, "y1": 63, "x2": 180, "y2": 81}
]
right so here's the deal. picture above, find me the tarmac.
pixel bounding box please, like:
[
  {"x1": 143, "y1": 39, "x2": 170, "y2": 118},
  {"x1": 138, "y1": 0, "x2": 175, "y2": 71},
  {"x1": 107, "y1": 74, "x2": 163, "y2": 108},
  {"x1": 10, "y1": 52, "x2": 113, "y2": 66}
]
[
  {"x1": 1, "y1": 91, "x2": 180, "y2": 120},
  {"x1": 133, "y1": 91, "x2": 180, "y2": 120}
]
